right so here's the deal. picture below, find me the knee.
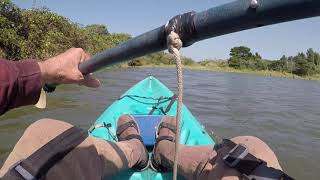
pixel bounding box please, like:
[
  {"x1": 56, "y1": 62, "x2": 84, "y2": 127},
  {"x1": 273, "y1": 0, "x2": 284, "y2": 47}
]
[
  {"x1": 0, "y1": 119, "x2": 74, "y2": 176},
  {"x1": 231, "y1": 136, "x2": 265, "y2": 145},
  {"x1": 231, "y1": 136, "x2": 270, "y2": 156},
  {"x1": 231, "y1": 136, "x2": 282, "y2": 169},
  {"x1": 23, "y1": 119, "x2": 73, "y2": 140},
  {"x1": 118, "y1": 115, "x2": 132, "y2": 121},
  {"x1": 26, "y1": 119, "x2": 67, "y2": 129},
  {"x1": 231, "y1": 136, "x2": 270, "y2": 153}
]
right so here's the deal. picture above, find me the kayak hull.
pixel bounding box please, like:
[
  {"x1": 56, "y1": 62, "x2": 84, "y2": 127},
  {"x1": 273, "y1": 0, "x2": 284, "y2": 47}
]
[{"x1": 89, "y1": 76, "x2": 215, "y2": 180}]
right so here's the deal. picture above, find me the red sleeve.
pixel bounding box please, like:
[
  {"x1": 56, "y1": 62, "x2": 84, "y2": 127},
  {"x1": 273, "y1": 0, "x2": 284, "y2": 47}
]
[{"x1": 0, "y1": 59, "x2": 42, "y2": 115}]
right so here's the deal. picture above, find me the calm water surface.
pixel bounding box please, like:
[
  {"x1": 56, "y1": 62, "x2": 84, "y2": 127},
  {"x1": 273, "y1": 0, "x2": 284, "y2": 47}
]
[{"x1": 1, "y1": 68, "x2": 320, "y2": 179}]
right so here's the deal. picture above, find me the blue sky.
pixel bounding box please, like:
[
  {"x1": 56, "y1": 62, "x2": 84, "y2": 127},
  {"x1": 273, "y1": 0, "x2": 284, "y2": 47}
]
[{"x1": 13, "y1": 0, "x2": 320, "y2": 61}]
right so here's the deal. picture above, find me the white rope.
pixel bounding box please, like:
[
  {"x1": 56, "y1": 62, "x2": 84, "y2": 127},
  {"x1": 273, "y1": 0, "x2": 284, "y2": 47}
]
[{"x1": 167, "y1": 31, "x2": 183, "y2": 180}]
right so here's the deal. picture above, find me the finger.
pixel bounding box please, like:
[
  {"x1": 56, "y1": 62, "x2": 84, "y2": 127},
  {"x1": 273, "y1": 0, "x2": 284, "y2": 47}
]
[
  {"x1": 78, "y1": 50, "x2": 91, "y2": 74},
  {"x1": 68, "y1": 48, "x2": 85, "y2": 64},
  {"x1": 83, "y1": 51, "x2": 91, "y2": 61},
  {"x1": 67, "y1": 69, "x2": 84, "y2": 83},
  {"x1": 74, "y1": 49, "x2": 90, "y2": 78},
  {"x1": 79, "y1": 73, "x2": 101, "y2": 88},
  {"x1": 80, "y1": 51, "x2": 91, "y2": 63}
]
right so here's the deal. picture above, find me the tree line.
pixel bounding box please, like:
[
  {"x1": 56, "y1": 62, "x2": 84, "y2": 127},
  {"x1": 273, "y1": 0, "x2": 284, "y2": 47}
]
[{"x1": 227, "y1": 46, "x2": 320, "y2": 76}]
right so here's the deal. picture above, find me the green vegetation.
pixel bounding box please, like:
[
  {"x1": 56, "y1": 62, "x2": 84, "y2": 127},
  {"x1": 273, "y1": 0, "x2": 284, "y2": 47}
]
[
  {"x1": 128, "y1": 52, "x2": 195, "y2": 66},
  {"x1": 0, "y1": 0, "x2": 130, "y2": 60},
  {"x1": 228, "y1": 46, "x2": 267, "y2": 70},
  {"x1": 127, "y1": 46, "x2": 320, "y2": 80},
  {"x1": 226, "y1": 46, "x2": 320, "y2": 77},
  {"x1": 1, "y1": 0, "x2": 319, "y2": 80}
]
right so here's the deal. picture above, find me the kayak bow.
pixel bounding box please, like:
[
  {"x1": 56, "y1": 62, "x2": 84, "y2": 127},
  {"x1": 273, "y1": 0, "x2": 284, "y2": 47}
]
[{"x1": 89, "y1": 76, "x2": 214, "y2": 180}]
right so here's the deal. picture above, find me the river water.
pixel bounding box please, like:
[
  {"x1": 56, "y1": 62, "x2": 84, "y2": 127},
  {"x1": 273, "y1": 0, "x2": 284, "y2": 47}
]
[{"x1": 1, "y1": 68, "x2": 319, "y2": 179}]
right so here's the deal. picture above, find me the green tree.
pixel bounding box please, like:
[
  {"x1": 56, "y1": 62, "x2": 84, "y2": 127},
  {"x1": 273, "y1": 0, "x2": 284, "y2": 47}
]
[
  {"x1": 255, "y1": 52, "x2": 262, "y2": 60},
  {"x1": 280, "y1": 55, "x2": 287, "y2": 62},
  {"x1": 291, "y1": 51, "x2": 317, "y2": 76},
  {"x1": 268, "y1": 60, "x2": 286, "y2": 71},
  {"x1": 0, "y1": 0, "x2": 24, "y2": 59},
  {"x1": 85, "y1": 24, "x2": 109, "y2": 35},
  {"x1": 228, "y1": 46, "x2": 252, "y2": 69},
  {"x1": 0, "y1": 0, "x2": 131, "y2": 60},
  {"x1": 228, "y1": 46, "x2": 266, "y2": 70},
  {"x1": 293, "y1": 58, "x2": 315, "y2": 76},
  {"x1": 128, "y1": 59, "x2": 143, "y2": 66},
  {"x1": 229, "y1": 46, "x2": 252, "y2": 58},
  {"x1": 182, "y1": 57, "x2": 195, "y2": 65},
  {"x1": 314, "y1": 52, "x2": 320, "y2": 66},
  {"x1": 306, "y1": 48, "x2": 315, "y2": 65},
  {"x1": 280, "y1": 55, "x2": 290, "y2": 71}
]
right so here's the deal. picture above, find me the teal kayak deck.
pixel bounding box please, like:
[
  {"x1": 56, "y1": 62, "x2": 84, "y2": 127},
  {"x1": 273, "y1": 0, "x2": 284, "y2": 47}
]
[{"x1": 89, "y1": 76, "x2": 215, "y2": 180}]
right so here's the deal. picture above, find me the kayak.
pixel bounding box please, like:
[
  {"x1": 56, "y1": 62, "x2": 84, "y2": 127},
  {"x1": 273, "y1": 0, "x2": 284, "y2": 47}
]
[{"x1": 89, "y1": 76, "x2": 215, "y2": 180}]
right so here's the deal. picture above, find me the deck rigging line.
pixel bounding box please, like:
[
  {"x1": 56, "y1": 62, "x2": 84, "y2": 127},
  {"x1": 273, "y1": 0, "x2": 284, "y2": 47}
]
[
  {"x1": 118, "y1": 95, "x2": 174, "y2": 105},
  {"x1": 167, "y1": 31, "x2": 183, "y2": 180}
]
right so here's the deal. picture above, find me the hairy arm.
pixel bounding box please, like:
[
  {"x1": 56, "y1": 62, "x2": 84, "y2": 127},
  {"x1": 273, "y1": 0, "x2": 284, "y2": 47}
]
[{"x1": 0, "y1": 48, "x2": 100, "y2": 115}]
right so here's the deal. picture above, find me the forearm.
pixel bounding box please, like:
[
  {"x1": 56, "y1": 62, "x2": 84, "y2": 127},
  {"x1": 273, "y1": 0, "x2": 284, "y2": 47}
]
[
  {"x1": 0, "y1": 59, "x2": 42, "y2": 115},
  {"x1": 0, "y1": 48, "x2": 100, "y2": 115}
]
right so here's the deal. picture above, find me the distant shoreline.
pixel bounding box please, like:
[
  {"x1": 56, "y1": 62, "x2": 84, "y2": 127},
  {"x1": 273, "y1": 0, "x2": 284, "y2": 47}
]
[{"x1": 120, "y1": 64, "x2": 320, "y2": 81}]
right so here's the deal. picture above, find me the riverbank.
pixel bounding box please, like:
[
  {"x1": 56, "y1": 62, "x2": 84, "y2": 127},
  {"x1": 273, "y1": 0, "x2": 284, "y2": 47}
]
[{"x1": 122, "y1": 64, "x2": 320, "y2": 81}]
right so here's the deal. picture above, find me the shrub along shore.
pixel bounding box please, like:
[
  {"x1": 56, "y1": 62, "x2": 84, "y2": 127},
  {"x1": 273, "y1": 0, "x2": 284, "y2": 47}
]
[
  {"x1": 1, "y1": 0, "x2": 319, "y2": 80},
  {"x1": 122, "y1": 64, "x2": 320, "y2": 81},
  {"x1": 125, "y1": 46, "x2": 320, "y2": 81}
]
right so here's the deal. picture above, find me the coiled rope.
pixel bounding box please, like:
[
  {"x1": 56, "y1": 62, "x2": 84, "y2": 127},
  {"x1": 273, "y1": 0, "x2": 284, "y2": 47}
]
[{"x1": 167, "y1": 31, "x2": 183, "y2": 180}]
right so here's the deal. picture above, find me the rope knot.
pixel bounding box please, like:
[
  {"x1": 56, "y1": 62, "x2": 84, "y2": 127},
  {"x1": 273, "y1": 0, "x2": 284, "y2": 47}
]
[{"x1": 167, "y1": 31, "x2": 182, "y2": 54}]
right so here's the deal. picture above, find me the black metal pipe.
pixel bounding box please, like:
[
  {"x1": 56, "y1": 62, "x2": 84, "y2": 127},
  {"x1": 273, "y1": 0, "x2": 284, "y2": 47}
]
[
  {"x1": 193, "y1": 0, "x2": 320, "y2": 43},
  {"x1": 78, "y1": 0, "x2": 320, "y2": 74},
  {"x1": 79, "y1": 26, "x2": 166, "y2": 74}
]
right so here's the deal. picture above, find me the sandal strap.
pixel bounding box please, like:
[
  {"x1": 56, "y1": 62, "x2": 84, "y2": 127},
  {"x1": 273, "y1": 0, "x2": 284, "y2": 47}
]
[
  {"x1": 116, "y1": 121, "x2": 139, "y2": 137},
  {"x1": 118, "y1": 134, "x2": 143, "y2": 142},
  {"x1": 155, "y1": 135, "x2": 175, "y2": 144},
  {"x1": 157, "y1": 122, "x2": 176, "y2": 135}
]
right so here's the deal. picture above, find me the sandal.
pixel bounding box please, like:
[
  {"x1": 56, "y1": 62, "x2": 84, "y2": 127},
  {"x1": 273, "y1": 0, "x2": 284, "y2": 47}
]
[
  {"x1": 150, "y1": 116, "x2": 177, "y2": 172},
  {"x1": 116, "y1": 115, "x2": 149, "y2": 171}
]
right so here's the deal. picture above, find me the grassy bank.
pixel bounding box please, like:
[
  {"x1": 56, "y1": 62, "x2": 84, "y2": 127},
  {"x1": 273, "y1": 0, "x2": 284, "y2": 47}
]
[{"x1": 124, "y1": 64, "x2": 320, "y2": 81}]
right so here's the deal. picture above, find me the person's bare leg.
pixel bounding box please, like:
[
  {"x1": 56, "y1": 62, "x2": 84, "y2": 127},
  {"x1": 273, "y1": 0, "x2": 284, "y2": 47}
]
[{"x1": 0, "y1": 119, "x2": 146, "y2": 179}]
